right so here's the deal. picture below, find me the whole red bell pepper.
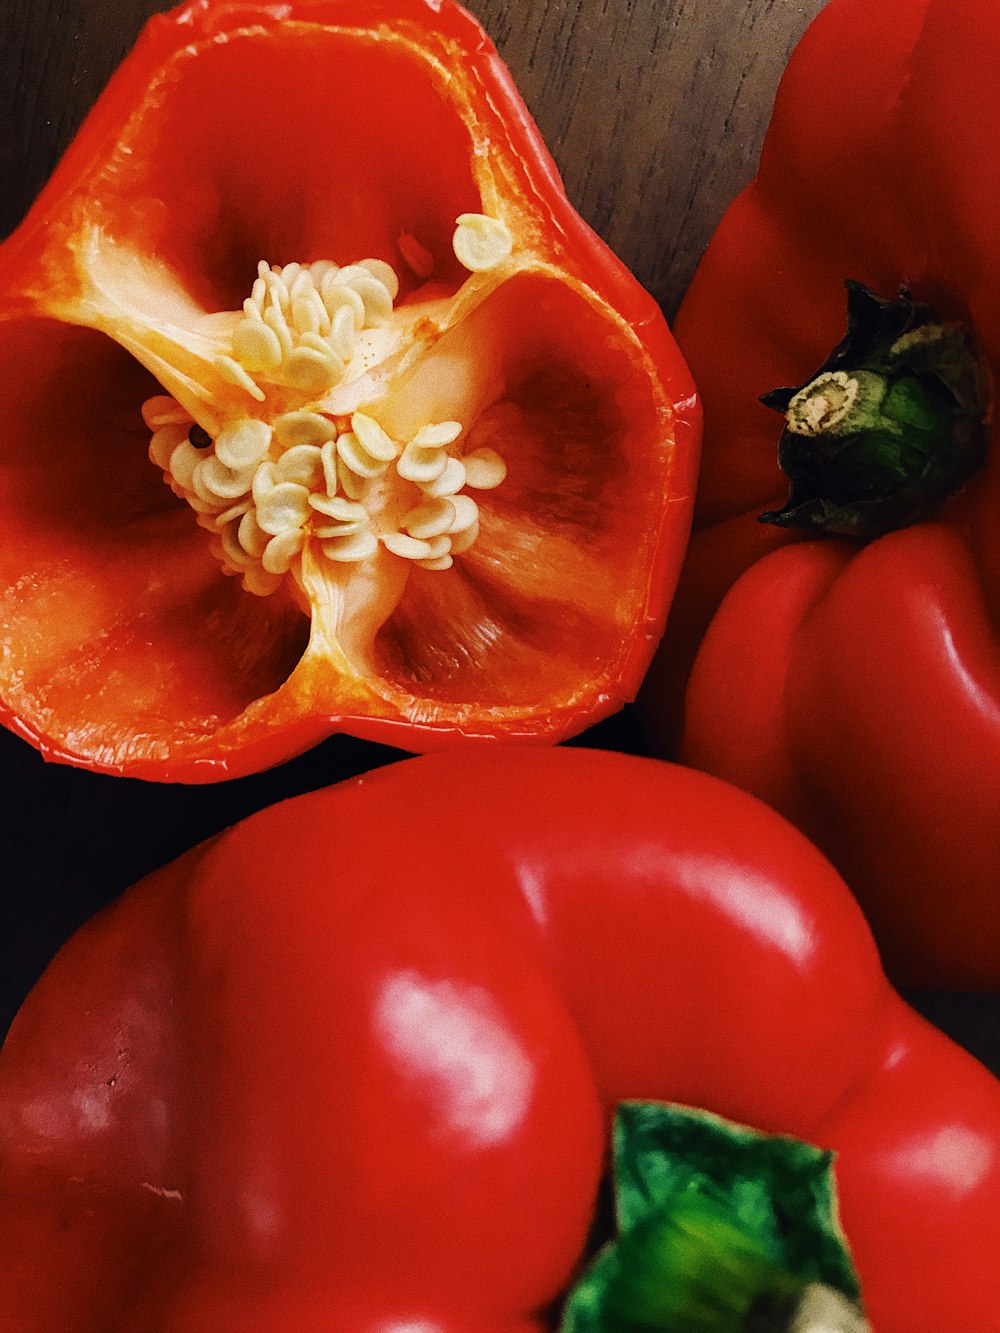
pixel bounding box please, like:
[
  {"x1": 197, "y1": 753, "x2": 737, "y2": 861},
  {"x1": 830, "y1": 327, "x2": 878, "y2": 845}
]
[
  {"x1": 2, "y1": 748, "x2": 997, "y2": 1331},
  {"x1": 642, "y1": 0, "x2": 1000, "y2": 987},
  {"x1": 0, "y1": 0, "x2": 698, "y2": 781}
]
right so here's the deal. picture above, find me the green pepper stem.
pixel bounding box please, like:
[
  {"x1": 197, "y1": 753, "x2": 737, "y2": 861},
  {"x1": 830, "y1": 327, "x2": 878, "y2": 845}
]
[
  {"x1": 760, "y1": 281, "x2": 989, "y2": 539},
  {"x1": 560, "y1": 1102, "x2": 868, "y2": 1333}
]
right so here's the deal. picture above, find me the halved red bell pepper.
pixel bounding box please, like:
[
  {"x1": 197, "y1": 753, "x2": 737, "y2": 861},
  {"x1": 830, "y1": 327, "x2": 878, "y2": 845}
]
[
  {"x1": 642, "y1": 0, "x2": 1000, "y2": 987},
  {"x1": 2, "y1": 748, "x2": 997, "y2": 1331},
  {"x1": 0, "y1": 0, "x2": 698, "y2": 781}
]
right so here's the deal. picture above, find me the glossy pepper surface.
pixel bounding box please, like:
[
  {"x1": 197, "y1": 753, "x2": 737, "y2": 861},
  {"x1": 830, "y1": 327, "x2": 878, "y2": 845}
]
[
  {"x1": 643, "y1": 0, "x2": 1000, "y2": 987},
  {"x1": 0, "y1": 0, "x2": 698, "y2": 781},
  {"x1": 2, "y1": 748, "x2": 998, "y2": 1332}
]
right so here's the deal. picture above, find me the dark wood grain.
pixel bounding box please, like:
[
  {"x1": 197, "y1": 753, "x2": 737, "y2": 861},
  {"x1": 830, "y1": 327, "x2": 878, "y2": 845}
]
[{"x1": 465, "y1": 0, "x2": 824, "y2": 314}]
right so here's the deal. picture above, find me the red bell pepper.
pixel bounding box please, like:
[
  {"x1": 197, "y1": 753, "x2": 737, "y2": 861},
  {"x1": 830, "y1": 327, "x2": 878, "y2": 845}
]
[
  {"x1": 2, "y1": 748, "x2": 997, "y2": 1331},
  {"x1": 0, "y1": 0, "x2": 698, "y2": 781},
  {"x1": 643, "y1": 0, "x2": 1000, "y2": 987}
]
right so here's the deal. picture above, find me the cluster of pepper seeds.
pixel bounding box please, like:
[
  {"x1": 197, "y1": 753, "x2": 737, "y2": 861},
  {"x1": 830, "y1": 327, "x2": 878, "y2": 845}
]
[
  {"x1": 144, "y1": 397, "x2": 506, "y2": 596},
  {"x1": 215, "y1": 256, "x2": 399, "y2": 402},
  {"x1": 142, "y1": 230, "x2": 510, "y2": 597}
]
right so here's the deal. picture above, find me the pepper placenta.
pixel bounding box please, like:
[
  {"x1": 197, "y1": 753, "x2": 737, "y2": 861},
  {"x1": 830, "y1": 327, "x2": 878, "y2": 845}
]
[
  {"x1": 2, "y1": 748, "x2": 997, "y2": 1331},
  {"x1": 642, "y1": 0, "x2": 1000, "y2": 987},
  {"x1": 0, "y1": 0, "x2": 698, "y2": 780}
]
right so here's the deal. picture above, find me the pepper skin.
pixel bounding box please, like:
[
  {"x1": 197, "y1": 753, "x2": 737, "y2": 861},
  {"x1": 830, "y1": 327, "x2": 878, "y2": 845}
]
[
  {"x1": 641, "y1": 0, "x2": 1000, "y2": 987},
  {"x1": 0, "y1": 0, "x2": 698, "y2": 781},
  {"x1": 1, "y1": 748, "x2": 997, "y2": 1332}
]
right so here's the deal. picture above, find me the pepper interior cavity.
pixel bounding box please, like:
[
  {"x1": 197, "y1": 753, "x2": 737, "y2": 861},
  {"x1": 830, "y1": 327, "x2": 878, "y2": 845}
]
[
  {"x1": 0, "y1": 0, "x2": 698, "y2": 771},
  {"x1": 144, "y1": 223, "x2": 509, "y2": 599}
]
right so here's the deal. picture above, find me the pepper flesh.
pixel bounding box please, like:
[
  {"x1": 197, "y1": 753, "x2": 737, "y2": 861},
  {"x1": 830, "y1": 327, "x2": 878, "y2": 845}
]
[
  {"x1": 642, "y1": 0, "x2": 1000, "y2": 986},
  {"x1": 1, "y1": 748, "x2": 997, "y2": 1332},
  {"x1": 0, "y1": 0, "x2": 698, "y2": 780}
]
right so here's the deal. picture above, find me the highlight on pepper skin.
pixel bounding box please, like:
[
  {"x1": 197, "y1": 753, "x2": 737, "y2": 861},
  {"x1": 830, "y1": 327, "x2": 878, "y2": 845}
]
[
  {"x1": 0, "y1": 0, "x2": 699, "y2": 780},
  {"x1": 1, "y1": 749, "x2": 997, "y2": 1333}
]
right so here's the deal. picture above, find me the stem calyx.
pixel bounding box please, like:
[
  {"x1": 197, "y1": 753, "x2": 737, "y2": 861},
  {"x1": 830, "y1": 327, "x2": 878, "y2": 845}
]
[
  {"x1": 560, "y1": 1102, "x2": 868, "y2": 1333},
  {"x1": 760, "y1": 281, "x2": 990, "y2": 539}
]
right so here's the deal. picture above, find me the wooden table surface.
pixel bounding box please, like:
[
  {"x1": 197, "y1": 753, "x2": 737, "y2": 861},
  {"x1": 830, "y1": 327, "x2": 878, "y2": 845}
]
[{"x1": 1, "y1": 0, "x2": 996, "y2": 1068}]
